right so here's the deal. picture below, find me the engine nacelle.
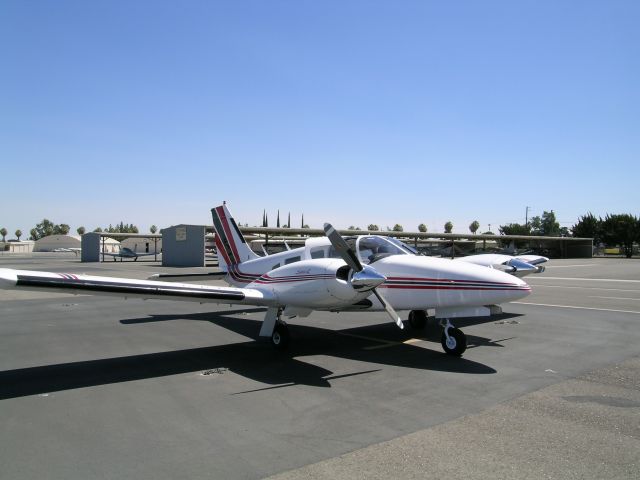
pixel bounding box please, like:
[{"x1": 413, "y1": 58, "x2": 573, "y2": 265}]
[{"x1": 248, "y1": 259, "x2": 369, "y2": 309}]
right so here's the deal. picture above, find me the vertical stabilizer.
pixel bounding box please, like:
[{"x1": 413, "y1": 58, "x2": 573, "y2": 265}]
[{"x1": 211, "y1": 204, "x2": 259, "y2": 271}]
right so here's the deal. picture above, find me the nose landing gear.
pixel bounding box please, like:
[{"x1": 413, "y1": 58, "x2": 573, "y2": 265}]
[
  {"x1": 408, "y1": 311, "x2": 468, "y2": 356},
  {"x1": 440, "y1": 318, "x2": 467, "y2": 356}
]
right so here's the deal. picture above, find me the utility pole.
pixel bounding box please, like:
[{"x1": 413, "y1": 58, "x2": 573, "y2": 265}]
[{"x1": 525, "y1": 206, "x2": 531, "y2": 226}]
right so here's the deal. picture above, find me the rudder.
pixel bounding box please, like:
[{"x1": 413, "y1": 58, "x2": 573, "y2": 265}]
[{"x1": 211, "y1": 203, "x2": 259, "y2": 271}]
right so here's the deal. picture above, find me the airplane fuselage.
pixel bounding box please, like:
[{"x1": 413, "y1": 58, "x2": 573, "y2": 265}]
[{"x1": 220, "y1": 236, "x2": 530, "y2": 314}]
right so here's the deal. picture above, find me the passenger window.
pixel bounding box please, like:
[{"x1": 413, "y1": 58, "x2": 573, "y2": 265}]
[
  {"x1": 284, "y1": 256, "x2": 301, "y2": 265},
  {"x1": 271, "y1": 263, "x2": 280, "y2": 270},
  {"x1": 310, "y1": 248, "x2": 325, "y2": 259}
]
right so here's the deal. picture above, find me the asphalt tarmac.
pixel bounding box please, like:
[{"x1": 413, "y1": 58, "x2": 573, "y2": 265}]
[{"x1": 1, "y1": 254, "x2": 639, "y2": 479}]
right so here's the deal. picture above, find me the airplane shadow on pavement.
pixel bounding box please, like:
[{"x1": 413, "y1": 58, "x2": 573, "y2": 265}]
[{"x1": 0, "y1": 308, "x2": 501, "y2": 400}]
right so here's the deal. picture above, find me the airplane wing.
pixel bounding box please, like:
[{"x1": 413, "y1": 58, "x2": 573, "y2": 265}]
[{"x1": 0, "y1": 268, "x2": 274, "y2": 306}]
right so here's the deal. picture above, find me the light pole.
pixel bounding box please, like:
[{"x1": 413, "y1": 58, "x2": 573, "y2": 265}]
[{"x1": 525, "y1": 206, "x2": 531, "y2": 226}]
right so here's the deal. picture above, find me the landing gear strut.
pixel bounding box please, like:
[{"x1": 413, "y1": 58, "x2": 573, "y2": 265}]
[
  {"x1": 440, "y1": 318, "x2": 467, "y2": 356},
  {"x1": 260, "y1": 307, "x2": 290, "y2": 350}
]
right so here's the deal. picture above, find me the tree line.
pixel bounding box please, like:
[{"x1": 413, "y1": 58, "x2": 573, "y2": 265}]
[{"x1": 0, "y1": 219, "x2": 159, "y2": 243}]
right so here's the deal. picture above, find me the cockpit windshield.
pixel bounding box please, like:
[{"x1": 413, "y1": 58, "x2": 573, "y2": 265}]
[
  {"x1": 386, "y1": 237, "x2": 419, "y2": 255},
  {"x1": 356, "y1": 236, "x2": 410, "y2": 264},
  {"x1": 326, "y1": 235, "x2": 415, "y2": 264}
]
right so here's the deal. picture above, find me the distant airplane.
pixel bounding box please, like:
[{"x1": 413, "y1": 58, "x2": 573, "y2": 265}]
[
  {"x1": 102, "y1": 247, "x2": 158, "y2": 262},
  {"x1": 454, "y1": 253, "x2": 548, "y2": 277},
  {"x1": 52, "y1": 248, "x2": 81, "y2": 256}
]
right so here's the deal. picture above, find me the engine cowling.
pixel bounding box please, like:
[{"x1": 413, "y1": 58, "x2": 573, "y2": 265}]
[{"x1": 248, "y1": 259, "x2": 370, "y2": 309}]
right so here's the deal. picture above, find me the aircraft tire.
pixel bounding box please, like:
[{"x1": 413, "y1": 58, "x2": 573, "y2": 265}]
[
  {"x1": 441, "y1": 327, "x2": 466, "y2": 356},
  {"x1": 408, "y1": 310, "x2": 428, "y2": 329},
  {"x1": 271, "y1": 322, "x2": 290, "y2": 350}
]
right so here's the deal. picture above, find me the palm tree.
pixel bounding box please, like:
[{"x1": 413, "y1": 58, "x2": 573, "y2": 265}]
[
  {"x1": 444, "y1": 222, "x2": 453, "y2": 233},
  {"x1": 15, "y1": 229, "x2": 22, "y2": 241},
  {"x1": 469, "y1": 220, "x2": 480, "y2": 234},
  {"x1": 77, "y1": 226, "x2": 86, "y2": 236},
  {"x1": 0, "y1": 227, "x2": 7, "y2": 243},
  {"x1": 418, "y1": 224, "x2": 427, "y2": 233},
  {"x1": 150, "y1": 225, "x2": 158, "y2": 234}
]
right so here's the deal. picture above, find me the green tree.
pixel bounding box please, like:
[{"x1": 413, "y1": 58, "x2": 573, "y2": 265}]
[
  {"x1": 541, "y1": 210, "x2": 560, "y2": 236},
  {"x1": 600, "y1": 214, "x2": 639, "y2": 258},
  {"x1": 150, "y1": 225, "x2": 158, "y2": 234},
  {"x1": 368, "y1": 224, "x2": 379, "y2": 231},
  {"x1": 499, "y1": 223, "x2": 532, "y2": 236},
  {"x1": 93, "y1": 227, "x2": 103, "y2": 233},
  {"x1": 393, "y1": 224, "x2": 404, "y2": 232},
  {"x1": 77, "y1": 226, "x2": 86, "y2": 236},
  {"x1": 469, "y1": 220, "x2": 480, "y2": 234},
  {"x1": 418, "y1": 223, "x2": 427, "y2": 233},
  {"x1": 347, "y1": 226, "x2": 361, "y2": 231},
  {"x1": 105, "y1": 222, "x2": 139, "y2": 234},
  {"x1": 15, "y1": 229, "x2": 22, "y2": 241},
  {"x1": 0, "y1": 227, "x2": 7, "y2": 242},
  {"x1": 444, "y1": 222, "x2": 453, "y2": 233},
  {"x1": 56, "y1": 224, "x2": 71, "y2": 235},
  {"x1": 530, "y1": 211, "x2": 560, "y2": 236},
  {"x1": 572, "y1": 213, "x2": 600, "y2": 241},
  {"x1": 31, "y1": 219, "x2": 56, "y2": 240}
]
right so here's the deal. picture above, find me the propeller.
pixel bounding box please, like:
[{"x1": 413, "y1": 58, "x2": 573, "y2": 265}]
[{"x1": 324, "y1": 223, "x2": 404, "y2": 330}]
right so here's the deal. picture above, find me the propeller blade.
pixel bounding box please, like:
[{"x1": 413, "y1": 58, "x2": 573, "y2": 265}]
[
  {"x1": 372, "y1": 289, "x2": 404, "y2": 329},
  {"x1": 323, "y1": 223, "x2": 363, "y2": 272}
]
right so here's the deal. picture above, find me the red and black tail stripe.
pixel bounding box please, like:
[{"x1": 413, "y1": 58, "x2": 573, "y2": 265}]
[{"x1": 212, "y1": 207, "x2": 239, "y2": 265}]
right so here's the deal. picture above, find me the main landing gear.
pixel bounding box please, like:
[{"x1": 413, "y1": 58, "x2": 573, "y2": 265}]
[
  {"x1": 260, "y1": 307, "x2": 290, "y2": 350},
  {"x1": 271, "y1": 319, "x2": 290, "y2": 350},
  {"x1": 408, "y1": 310, "x2": 467, "y2": 356}
]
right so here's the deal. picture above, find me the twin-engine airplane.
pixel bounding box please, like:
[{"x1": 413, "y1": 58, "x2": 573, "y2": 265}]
[{"x1": 0, "y1": 204, "x2": 532, "y2": 357}]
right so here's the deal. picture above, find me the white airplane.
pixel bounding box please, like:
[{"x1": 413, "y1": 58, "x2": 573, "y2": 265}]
[
  {"x1": 454, "y1": 253, "x2": 548, "y2": 277},
  {"x1": 102, "y1": 247, "x2": 158, "y2": 262},
  {"x1": 0, "y1": 204, "x2": 531, "y2": 357}
]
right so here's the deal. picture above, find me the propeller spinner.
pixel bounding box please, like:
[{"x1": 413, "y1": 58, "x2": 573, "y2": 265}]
[{"x1": 323, "y1": 223, "x2": 404, "y2": 329}]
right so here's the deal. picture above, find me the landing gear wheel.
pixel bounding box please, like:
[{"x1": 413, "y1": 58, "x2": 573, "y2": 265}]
[
  {"x1": 408, "y1": 310, "x2": 428, "y2": 329},
  {"x1": 271, "y1": 321, "x2": 290, "y2": 350},
  {"x1": 441, "y1": 327, "x2": 467, "y2": 356}
]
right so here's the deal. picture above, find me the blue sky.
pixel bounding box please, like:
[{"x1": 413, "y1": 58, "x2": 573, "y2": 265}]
[{"x1": 1, "y1": 1, "x2": 638, "y2": 236}]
